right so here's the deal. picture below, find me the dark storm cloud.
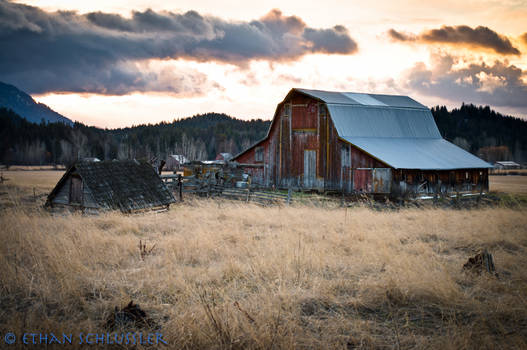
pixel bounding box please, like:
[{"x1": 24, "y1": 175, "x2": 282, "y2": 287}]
[
  {"x1": 0, "y1": 2, "x2": 358, "y2": 95},
  {"x1": 388, "y1": 25, "x2": 520, "y2": 55},
  {"x1": 403, "y1": 53, "x2": 527, "y2": 108}
]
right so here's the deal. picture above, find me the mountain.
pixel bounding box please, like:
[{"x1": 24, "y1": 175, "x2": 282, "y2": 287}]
[{"x1": 0, "y1": 81, "x2": 73, "y2": 125}]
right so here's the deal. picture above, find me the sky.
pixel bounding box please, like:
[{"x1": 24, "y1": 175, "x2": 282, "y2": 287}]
[{"x1": 1, "y1": 0, "x2": 527, "y2": 128}]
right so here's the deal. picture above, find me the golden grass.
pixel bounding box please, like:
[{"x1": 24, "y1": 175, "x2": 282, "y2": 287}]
[
  {"x1": 1, "y1": 177, "x2": 527, "y2": 349},
  {"x1": 1, "y1": 170, "x2": 64, "y2": 191},
  {"x1": 490, "y1": 175, "x2": 527, "y2": 194}
]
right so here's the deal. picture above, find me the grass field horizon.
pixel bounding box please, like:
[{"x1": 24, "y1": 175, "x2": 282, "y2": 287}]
[{"x1": 0, "y1": 171, "x2": 526, "y2": 349}]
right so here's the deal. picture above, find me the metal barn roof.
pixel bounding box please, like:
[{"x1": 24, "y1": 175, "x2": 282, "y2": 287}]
[
  {"x1": 343, "y1": 137, "x2": 492, "y2": 170},
  {"x1": 295, "y1": 88, "x2": 428, "y2": 109},
  {"x1": 326, "y1": 104, "x2": 441, "y2": 138},
  {"x1": 294, "y1": 88, "x2": 492, "y2": 170}
]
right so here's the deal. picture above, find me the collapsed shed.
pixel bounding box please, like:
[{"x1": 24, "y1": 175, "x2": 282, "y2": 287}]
[
  {"x1": 46, "y1": 160, "x2": 176, "y2": 212},
  {"x1": 233, "y1": 88, "x2": 492, "y2": 196}
]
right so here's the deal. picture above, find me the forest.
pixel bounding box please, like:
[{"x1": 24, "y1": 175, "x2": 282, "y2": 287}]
[
  {"x1": 0, "y1": 109, "x2": 269, "y2": 166},
  {"x1": 0, "y1": 103, "x2": 525, "y2": 166}
]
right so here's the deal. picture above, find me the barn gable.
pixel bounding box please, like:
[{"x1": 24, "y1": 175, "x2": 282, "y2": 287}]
[{"x1": 46, "y1": 160, "x2": 176, "y2": 212}]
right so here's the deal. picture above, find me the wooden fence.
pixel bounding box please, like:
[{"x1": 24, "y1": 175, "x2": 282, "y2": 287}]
[{"x1": 161, "y1": 174, "x2": 293, "y2": 205}]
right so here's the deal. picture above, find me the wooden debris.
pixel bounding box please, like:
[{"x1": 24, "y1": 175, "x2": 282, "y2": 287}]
[
  {"x1": 139, "y1": 240, "x2": 156, "y2": 260},
  {"x1": 104, "y1": 300, "x2": 154, "y2": 330},
  {"x1": 463, "y1": 249, "x2": 496, "y2": 275}
]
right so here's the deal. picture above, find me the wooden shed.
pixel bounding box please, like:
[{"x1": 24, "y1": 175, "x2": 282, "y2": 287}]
[
  {"x1": 46, "y1": 160, "x2": 176, "y2": 212},
  {"x1": 233, "y1": 88, "x2": 492, "y2": 196}
]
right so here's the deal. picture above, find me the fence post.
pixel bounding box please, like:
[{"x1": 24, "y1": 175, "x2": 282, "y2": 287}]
[
  {"x1": 246, "y1": 182, "x2": 251, "y2": 203},
  {"x1": 287, "y1": 187, "x2": 292, "y2": 206},
  {"x1": 178, "y1": 174, "x2": 183, "y2": 202}
]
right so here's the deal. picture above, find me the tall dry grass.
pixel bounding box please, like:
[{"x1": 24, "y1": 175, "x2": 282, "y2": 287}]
[{"x1": 0, "y1": 183, "x2": 527, "y2": 349}]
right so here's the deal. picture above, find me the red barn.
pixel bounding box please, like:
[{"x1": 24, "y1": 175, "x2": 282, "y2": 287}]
[{"x1": 233, "y1": 88, "x2": 492, "y2": 196}]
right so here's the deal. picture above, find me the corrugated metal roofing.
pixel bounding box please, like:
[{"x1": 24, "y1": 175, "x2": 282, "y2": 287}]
[
  {"x1": 342, "y1": 137, "x2": 493, "y2": 169},
  {"x1": 295, "y1": 88, "x2": 427, "y2": 109},
  {"x1": 293, "y1": 88, "x2": 491, "y2": 170},
  {"x1": 327, "y1": 104, "x2": 441, "y2": 138}
]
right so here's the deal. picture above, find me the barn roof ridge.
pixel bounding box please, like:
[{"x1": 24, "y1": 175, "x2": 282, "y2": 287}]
[{"x1": 293, "y1": 88, "x2": 428, "y2": 110}]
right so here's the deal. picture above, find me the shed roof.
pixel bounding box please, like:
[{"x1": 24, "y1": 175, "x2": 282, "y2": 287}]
[
  {"x1": 47, "y1": 160, "x2": 175, "y2": 212},
  {"x1": 495, "y1": 161, "x2": 520, "y2": 166}
]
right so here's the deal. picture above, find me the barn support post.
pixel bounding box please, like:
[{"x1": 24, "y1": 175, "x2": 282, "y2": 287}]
[
  {"x1": 287, "y1": 187, "x2": 292, "y2": 206},
  {"x1": 478, "y1": 176, "x2": 484, "y2": 202},
  {"x1": 351, "y1": 168, "x2": 355, "y2": 194}
]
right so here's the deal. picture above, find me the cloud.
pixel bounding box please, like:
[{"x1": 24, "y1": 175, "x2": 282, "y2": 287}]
[
  {"x1": 387, "y1": 29, "x2": 416, "y2": 42},
  {"x1": 521, "y1": 32, "x2": 527, "y2": 45},
  {"x1": 0, "y1": 2, "x2": 358, "y2": 95},
  {"x1": 388, "y1": 25, "x2": 520, "y2": 55},
  {"x1": 402, "y1": 53, "x2": 527, "y2": 108}
]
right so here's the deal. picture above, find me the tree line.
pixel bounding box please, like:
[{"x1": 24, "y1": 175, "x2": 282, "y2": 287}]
[
  {"x1": 432, "y1": 104, "x2": 526, "y2": 164},
  {"x1": 0, "y1": 103, "x2": 525, "y2": 167},
  {"x1": 0, "y1": 109, "x2": 269, "y2": 167}
]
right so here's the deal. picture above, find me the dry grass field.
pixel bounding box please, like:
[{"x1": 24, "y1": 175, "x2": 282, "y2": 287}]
[
  {"x1": 0, "y1": 171, "x2": 527, "y2": 349},
  {"x1": 489, "y1": 175, "x2": 527, "y2": 194}
]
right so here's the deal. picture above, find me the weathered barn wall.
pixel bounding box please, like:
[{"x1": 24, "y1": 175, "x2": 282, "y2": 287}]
[
  {"x1": 51, "y1": 174, "x2": 100, "y2": 208},
  {"x1": 52, "y1": 177, "x2": 71, "y2": 205}
]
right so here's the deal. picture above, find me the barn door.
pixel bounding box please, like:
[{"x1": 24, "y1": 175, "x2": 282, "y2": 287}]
[
  {"x1": 69, "y1": 175, "x2": 82, "y2": 204},
  {"x1": 341, "y1": 145, "x2": 351, "y2": 193},
  {"x1": 304, "y1": 150, "x2": 316, "y2": 188},
  {"x1": 372, "y1": 168, "x2": 392, "y2": 193}
]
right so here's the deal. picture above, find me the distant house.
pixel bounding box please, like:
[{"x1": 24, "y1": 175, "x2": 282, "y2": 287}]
[
  {"x1": 494, "y1": 161, "x2": 521, "y2": 169},
  {"x1": 215, "y1": 153, "x2": 233, "y2": 161},
  {"x1": 165, "y1": 155, "x2": 189, "y2": 171},
  {"x1": 46, "y1": 160, "x2": 175, "y2": 212},
  {"x1": 234, "y1": 88, "x2": 492, "y2": 195}
]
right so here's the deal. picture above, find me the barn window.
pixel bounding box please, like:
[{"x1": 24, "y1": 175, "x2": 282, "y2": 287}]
[
  {"x1": 283, "y1": 104, "x2": 290, "y2": 117},
  {"x1": 341, "y1": 145, "x2": 350, "y2": 167},
  {"x1": 466, "y1": 172, "x2": 469, "y2": 179},
  {"x1": 255, "y1": 146, "x2": 264, "y2": 162}
]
